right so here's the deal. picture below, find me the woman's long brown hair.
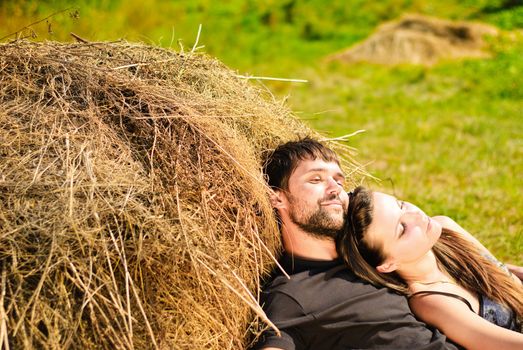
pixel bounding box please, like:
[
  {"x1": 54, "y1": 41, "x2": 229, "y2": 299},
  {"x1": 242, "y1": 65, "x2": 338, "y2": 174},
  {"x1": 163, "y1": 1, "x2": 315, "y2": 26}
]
[{"x1": 337, "y1": 186, "x2": 523, "y2": 319}]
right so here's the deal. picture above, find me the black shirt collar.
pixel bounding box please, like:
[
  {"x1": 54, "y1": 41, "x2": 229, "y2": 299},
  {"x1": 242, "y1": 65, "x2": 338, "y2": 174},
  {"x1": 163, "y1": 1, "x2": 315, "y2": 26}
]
[{"x1": 280, "y1": 252, "x2": 343, "y2": 274}]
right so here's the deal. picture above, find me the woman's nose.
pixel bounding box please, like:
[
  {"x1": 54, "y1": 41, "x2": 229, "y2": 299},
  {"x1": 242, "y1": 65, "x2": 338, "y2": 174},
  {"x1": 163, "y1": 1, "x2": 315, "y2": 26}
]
[{"x1": 404, "y1": 209, "x2": 424, "y2": 222}]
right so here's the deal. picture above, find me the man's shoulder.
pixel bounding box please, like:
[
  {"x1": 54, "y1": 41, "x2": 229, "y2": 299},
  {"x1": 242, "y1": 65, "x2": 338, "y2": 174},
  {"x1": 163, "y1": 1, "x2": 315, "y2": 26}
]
[
  {"x1": 262, "y1": 260, "x2": 349, "y2": 294},
  {"x1": 261, "y1": 260, "x2": 402, "y2": 313},
  {"x1": 260, "y1": 261, "x2": 345, "y2": 311}
]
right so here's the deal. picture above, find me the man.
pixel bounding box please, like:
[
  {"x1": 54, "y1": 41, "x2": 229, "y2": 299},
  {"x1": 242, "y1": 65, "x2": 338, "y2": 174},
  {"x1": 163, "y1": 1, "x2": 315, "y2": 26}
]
[{"x1": 254, "y1": 137, "x2": 460, "y2": 349}]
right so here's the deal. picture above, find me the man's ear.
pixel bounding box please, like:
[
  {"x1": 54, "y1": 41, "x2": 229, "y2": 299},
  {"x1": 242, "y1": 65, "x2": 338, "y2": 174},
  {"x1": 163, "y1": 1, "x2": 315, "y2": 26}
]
[
  {"x1": 269, "y1": 189, "x2": 287, "y2": 209},
  {"x1": 376, "y1": 260, "x2": 398, "y2": 274}
]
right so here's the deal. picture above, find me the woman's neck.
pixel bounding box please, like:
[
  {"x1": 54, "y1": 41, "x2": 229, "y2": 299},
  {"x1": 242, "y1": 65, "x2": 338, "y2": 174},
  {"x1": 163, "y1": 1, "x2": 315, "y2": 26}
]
[{"x1": 396, "y1": 250, "x2": 451, "y2": 287}]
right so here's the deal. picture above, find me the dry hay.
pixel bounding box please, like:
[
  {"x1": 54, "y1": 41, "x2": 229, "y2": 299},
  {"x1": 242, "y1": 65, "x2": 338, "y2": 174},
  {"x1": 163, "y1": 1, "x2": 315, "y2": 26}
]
[
  {"x1": 0, "y1": 40, "x2": 361, "y2": 349},
  {"x1": 329, "y1": 14, "x2": 499, "y2": 66}
]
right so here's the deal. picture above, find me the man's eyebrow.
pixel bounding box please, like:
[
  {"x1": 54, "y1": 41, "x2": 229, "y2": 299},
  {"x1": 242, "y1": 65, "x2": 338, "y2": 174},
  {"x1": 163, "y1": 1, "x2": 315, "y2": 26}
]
[{"x1": 305, "y1": 168, "x2": 345, "y2": 179}]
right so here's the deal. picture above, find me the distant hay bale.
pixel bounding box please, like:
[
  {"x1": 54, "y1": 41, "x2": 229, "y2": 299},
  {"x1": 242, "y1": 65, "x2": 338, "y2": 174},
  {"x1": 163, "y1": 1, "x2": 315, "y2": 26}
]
[
  {"x1": 329, "y1": 14, "x2": 499, "y2": 65},
  {"x1": 0, "y1": 41, "x2": 361, "y2": 349}
]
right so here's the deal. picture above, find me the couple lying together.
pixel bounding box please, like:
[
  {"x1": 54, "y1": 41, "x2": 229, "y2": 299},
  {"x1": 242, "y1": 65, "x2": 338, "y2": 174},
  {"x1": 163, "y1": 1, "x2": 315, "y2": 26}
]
[{"x1": 254, "y1": 138, "x2": 522, "y2": 350}]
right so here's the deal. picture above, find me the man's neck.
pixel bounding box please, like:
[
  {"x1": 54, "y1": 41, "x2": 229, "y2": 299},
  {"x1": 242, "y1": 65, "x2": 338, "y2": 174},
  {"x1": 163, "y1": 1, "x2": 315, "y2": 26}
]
[{"x1": 281, "y1": 224, "x2": 338, "y2": 260}]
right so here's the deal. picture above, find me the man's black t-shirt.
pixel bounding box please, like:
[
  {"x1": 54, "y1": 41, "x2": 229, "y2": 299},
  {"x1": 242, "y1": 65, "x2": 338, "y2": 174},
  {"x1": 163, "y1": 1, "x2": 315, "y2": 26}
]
[{"x1": 254, "y1": 253, "x2": 460, "y2": 350}]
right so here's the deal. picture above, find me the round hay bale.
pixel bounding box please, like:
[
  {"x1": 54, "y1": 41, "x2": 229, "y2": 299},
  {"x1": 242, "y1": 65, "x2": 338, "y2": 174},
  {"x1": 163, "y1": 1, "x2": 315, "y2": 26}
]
[
  {"x1": 0, "y1": 41, "x2": 361, "y2": 349},
  {"x1": 329, "y1": 14, "x2": 499, "y2": 65}
]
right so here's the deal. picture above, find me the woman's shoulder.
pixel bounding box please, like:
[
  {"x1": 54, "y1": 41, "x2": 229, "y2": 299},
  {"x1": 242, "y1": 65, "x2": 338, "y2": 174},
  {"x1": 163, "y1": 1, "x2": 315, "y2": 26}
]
[
  {"x1": 408, "y1": 288, "x2": 469, "y2": 327},
  {"x1": 408, "y1": 282, "x2": 480, "y2": 315}
]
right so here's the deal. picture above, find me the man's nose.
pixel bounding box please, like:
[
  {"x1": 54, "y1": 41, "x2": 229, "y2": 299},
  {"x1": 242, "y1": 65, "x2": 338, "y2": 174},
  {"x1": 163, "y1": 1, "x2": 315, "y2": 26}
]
[{"x1": 326, "y1": 178, "x2": 341, "y2": 194}]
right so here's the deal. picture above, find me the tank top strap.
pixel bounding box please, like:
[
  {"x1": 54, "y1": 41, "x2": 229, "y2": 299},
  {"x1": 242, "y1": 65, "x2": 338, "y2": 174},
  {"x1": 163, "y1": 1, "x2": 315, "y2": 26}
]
[{"x1": 408, "y1": 290, "x2": 474, "y2": 313}]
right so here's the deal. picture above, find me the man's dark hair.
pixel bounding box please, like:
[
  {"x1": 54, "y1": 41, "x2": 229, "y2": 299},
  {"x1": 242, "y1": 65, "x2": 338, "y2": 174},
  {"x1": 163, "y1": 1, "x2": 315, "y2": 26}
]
[{"x1": 262, "y1": 137, "x2": 340, "y2": 191}]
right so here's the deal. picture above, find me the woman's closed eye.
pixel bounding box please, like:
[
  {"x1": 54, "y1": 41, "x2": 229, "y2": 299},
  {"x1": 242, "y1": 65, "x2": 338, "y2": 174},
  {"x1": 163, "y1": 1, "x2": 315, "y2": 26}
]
[{"x1": 399, "y1": 222, "x2": 407, "y2": 236}]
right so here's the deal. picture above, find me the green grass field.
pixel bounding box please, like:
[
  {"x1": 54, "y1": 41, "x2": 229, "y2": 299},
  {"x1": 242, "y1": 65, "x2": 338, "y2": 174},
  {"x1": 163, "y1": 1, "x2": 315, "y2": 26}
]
[{"x1": 2, "y1": 0, "x2": 522, "y2": 263}]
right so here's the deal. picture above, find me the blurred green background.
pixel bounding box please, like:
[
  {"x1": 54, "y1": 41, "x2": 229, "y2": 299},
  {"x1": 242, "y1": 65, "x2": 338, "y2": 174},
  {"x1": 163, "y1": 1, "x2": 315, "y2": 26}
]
[{"x1": 1, "y1": 0, "x2": 522, "y2": 263}]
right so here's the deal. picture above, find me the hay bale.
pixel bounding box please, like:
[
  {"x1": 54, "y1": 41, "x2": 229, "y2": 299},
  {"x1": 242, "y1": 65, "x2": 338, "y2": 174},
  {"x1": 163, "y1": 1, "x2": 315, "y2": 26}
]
[
  {"x1": 329, "y1": 14, "x2": 499, "y2": 65},
  {"x1": 0, "y1": 41, "x2": 360, "y2": 349}
]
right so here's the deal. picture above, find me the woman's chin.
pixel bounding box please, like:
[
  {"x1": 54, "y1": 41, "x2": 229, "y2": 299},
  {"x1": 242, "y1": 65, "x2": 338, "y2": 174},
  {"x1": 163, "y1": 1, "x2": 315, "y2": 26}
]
[{"x1": 430, "y1": 218, "x2": 443, "y2": 239}]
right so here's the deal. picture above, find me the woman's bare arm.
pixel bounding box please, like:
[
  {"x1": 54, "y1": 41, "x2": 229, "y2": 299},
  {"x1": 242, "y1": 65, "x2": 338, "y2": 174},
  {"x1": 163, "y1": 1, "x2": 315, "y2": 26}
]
[
  {"x1": 506, "y1": 264, "x2": 523, "y2": 282},
  {"x1": 410, "y1": 293, "x2": 523, "y2": 350},
  {"x1": 432, "y1": 216, "x2": 522, "y2": 284}
]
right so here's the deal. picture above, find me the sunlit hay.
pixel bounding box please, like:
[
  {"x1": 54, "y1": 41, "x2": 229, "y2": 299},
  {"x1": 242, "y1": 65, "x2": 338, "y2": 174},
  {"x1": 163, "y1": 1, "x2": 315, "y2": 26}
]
[
  {"x1": 329, "y1": 14, "x2": 499, "y2": 66},
  {"x1": 0, "y1": 40, "x2": 362, "y2": 349}
]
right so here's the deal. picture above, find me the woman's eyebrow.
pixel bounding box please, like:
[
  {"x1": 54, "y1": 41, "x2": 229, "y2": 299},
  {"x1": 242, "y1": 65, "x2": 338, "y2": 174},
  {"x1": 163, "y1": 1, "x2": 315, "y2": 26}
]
[{"x1": 395, "y1": 199, "x2": 403, "y2": 238}]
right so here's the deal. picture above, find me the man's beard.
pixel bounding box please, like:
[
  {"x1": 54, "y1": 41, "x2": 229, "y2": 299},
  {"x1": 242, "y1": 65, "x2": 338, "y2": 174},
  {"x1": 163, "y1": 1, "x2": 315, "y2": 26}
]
[{"x1": 288, "y1": 193, "x2": 345, "y2": 239}]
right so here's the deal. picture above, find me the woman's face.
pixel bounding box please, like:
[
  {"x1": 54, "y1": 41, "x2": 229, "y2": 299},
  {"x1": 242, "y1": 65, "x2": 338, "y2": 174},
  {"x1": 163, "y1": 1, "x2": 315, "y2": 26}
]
[{"x1": 365, "y1": 192, "x2": 442, "y2": 272}]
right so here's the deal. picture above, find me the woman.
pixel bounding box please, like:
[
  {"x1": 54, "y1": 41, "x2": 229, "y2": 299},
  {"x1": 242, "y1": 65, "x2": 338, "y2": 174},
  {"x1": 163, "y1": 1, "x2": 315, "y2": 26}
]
[{"x1": 337, "y1": 186, "x2": 523, "y2": 350}]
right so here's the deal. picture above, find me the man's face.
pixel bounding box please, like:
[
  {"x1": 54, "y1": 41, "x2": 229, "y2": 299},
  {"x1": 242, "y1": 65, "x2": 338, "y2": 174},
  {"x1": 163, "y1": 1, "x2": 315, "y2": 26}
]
[{"x1": 280, "y1": 158, "x2": 349, "y2": 239}]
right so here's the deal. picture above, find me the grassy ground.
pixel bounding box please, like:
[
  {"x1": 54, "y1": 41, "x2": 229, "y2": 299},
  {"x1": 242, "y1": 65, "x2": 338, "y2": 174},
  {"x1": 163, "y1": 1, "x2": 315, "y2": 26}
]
[
  {"x1": 285, "y1": 40, "x2": 523, "y2": 263},
  {"x1": 2, "y1": 0, "x2": 522, "y2": 263}
]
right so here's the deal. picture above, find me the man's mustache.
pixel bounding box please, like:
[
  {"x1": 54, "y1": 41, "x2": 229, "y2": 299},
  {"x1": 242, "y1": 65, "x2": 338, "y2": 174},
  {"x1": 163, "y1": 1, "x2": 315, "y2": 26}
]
[{"x1": 318, "y1": 193, "x2": 343, "y2": 204}]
